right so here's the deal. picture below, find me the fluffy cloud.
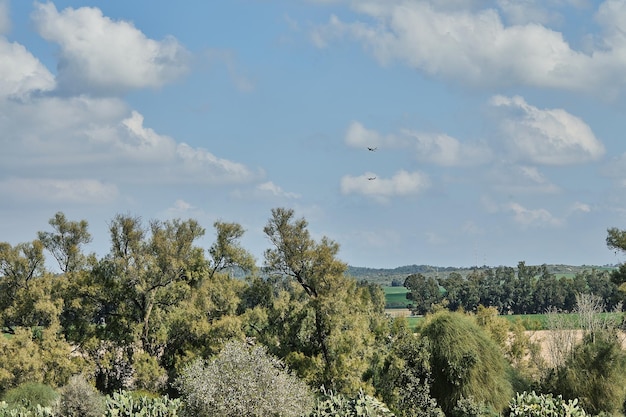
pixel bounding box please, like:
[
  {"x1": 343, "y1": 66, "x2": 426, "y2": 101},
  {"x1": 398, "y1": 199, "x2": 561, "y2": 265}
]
[
  {"x1": 341, "y1": 170, "x2": 430, "y2": 202},
  {"x1": 256, "y1": 181, "x2": 301, "y2": 199},
  {"x1": 32, "y1": 2, "x2": 189, "y2": 95},
  {"x1": 0, "y1": 178, "x2": 118, "y2": 204},
  {"x1": 345, "y1": 121, "x2": 491, "y2": 167},
  {"x1": 506, "y1": 202, "x2": 564, "y2": 227},
  {"x1": 0, "y1": 38, "x2": 55, "y2": 98},
  {"x1": 404, "y1": 131, "x2": 492, "y2": 167},
  {"x1": 489, "y1": 95, "x2": 604, "y2": 165},
  {"x1": 311, "y1": 1, "x2": 626, "y2": 93}
]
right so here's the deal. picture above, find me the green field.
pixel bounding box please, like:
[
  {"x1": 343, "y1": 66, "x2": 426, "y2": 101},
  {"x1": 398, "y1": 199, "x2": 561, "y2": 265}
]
[
  {"x1": 382, "y1": 286, "x2": 623, "y2": 331},
  {"x1": 383, "y1": 286, "x2": 411, "y2": 308}
]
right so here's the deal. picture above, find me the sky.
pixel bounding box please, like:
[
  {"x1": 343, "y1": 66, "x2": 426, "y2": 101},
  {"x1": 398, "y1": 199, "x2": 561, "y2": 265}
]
[{"x1": 2, "y1": 0, "x2": 626, "y2": 270}]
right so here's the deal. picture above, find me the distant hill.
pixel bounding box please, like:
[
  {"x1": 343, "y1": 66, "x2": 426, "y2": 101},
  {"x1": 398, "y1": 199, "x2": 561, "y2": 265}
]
[{"x1": 348, "y1": 263, "x2": 617, "y2": 286}]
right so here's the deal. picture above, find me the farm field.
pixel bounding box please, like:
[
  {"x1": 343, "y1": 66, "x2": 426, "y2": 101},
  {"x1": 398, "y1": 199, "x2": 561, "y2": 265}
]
[{"x1": 382, "y1": 286, "x2": 623, "y2": 331}]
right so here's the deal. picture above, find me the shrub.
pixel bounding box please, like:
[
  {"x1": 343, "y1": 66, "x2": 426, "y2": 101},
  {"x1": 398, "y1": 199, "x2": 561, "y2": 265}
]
[
  {"x1": 0, "y1": 401, "x2": 54, "y2": 417},
  {"x1": 546, "y1": 331, "x2": 626, "y2": 415},
  {"x1": 56, "y1": 374, "x2": 105, "y2": 417},
  {"x1": 105, "y1": 390, "x2": 182, "y2": 417},
  {"x1": 309, "y1": 388, "x2": 395, "y2": 417},
  {"x1": 420, "y1": 311, "x2": 513, "y2": 414},
  {"x1": 175, "y1": 340, "x2": 314, "y2": 417},
  {"x1": 509, "y1": 391, "x2": 587, "y2": 417},
  {"x1": 1, "y1": 383, "x2": 58, "y2": 410}
]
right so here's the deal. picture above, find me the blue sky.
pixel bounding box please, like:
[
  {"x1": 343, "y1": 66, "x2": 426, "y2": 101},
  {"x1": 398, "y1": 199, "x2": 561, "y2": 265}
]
[{"x1": 2, "y1": 0, "x2": 626, "y2": 269}]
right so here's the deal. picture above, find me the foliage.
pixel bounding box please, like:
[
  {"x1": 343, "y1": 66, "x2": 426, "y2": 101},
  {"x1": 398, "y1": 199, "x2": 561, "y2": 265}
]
[
  {"x1": 1, "y1": 383, "x2": 57, "y2": 411},
  {"x1": 105, "y1": 390, "x2": 182, "y2": 417},
  {"x1": 509, "y1": 391, "x2": 587, "y2": 417},
  {"x1": 372, "y1": 319, "x2": 442, "y2": 417},
  {"x1": 542, "y1": 294, "x2": 626, "y2": 415},
  {"x1": 56, "y1": 374, "x2": 105, "y2": 417},
  {"x1": 261, "y1": 207, "x2": 386, "y2": 393},
  {"x1": 404, "y1": 274, "x2": 443, "y2": 315},
  {"x1": 175, "y1": 340, "x2": 314, "y2": 417},
  {"x1": 0, "y1": 402, "x2": 54, "y2": 417},
  {"x1": 309, "y1": 387, "x2": 395, "y2": 417},
  {"x1": 452, "y1": 396, "x2": 498, "y2": 417},
  {"x1": 546, "y1": 330, "x2": 626, "y2": 415},
  {"x1": 420, "y1": 310, "x2": 513, "y2": 415},
  {"x1": 37, "y1": 212, "x2": 92, "y2": 274}
]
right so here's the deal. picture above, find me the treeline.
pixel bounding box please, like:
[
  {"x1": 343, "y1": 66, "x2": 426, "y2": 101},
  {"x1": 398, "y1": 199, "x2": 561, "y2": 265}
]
[
  {"x1": 405, "y1": 262, "x2": 623, "y2": 315},
  {"x1": 1, "y1": 210, "x2": 626, "y2": 416}
]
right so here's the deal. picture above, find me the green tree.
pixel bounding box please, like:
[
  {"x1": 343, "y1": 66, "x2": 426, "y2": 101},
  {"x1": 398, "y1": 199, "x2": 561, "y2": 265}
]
[
  {"x1": 404, "y1": 274, "x2": 442, "y2": 315},
  {"x1": 207, "y1": 221, "x2": 256, "y2": 279},
  {"x1": 37, "y1": 212, "x2": 92, "y2": 274},
  {"x1": 262, "y1": 207, "x2": 384, "y2": 393},
  {"x1": 0, "y1": 240, "x2": 62, "y2": 332},
  {"x1": 175, "y1": 340, "x2": 314, "y2": 417},
  {"x1": 420, "y1": 310, "x2": 513, "y2": 415},
  {"x1": 373, "y1": 319, "x2": 443, "y2": 417}
]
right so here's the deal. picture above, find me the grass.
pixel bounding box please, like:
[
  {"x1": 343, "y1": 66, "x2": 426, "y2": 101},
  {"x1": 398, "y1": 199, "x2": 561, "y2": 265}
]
[
  {"x1": 383, "y1": 286, "x2": 411, "y2": 308},
  {"x1": 382, "y1": 287, "x2": 625, "y2": 331}
]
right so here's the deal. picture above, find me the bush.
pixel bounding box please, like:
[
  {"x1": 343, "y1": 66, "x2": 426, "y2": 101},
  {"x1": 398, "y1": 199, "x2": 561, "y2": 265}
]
[
  {"x1": 509, "y1": 391, "x2": 587, "y2": 417},
  {"x1": 310, "y1": 388, "x2": 395, "y2": 417},
  {"x1": 1, "y1": 383, "x2": 58, "y2": 410},
  {"x1": 105, "y1": 390, "x2": 182, "y2": 417},
  {"x1": 420, "y1": 311, "x2": 513, "y2": 414},
  {"x1": 175, "y1": 340, "x2": 314, "y2": 417},
  {"x1": 0, "y1": 401, "x2": 54, "y2": 417},
  {"x1": 56, "y1": 374, "x2": 105, "y2": 417},
  {"x1": 546, "y1": 331, "x2": 626, "y2": 415}
]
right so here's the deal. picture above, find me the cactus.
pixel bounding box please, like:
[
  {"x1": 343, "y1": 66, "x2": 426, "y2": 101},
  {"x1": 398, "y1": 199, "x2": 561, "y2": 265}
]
[{"x1": 105, "y1": 390, "x2": 182, "y2": 417}]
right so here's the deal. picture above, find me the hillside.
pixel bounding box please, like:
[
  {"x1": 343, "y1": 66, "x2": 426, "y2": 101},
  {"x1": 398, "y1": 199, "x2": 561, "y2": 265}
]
[{"x1": 348, "y1": 263, "x2": 617, "y2": 286}]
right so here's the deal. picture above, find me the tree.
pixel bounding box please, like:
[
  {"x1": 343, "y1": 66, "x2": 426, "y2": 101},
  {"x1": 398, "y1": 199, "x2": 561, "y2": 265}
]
[
  {"x1": 207, "y1": 221, "x2": 256, "y2": 279},
  {"x1": 374, "y1": 319, "x2": 443, "y2": 417},
  {"x1": 0, "y1": 240, "x2": 61, "y2": 331},
  {"x1": 37, "y1": 212, "x2": 92, "y2": 274},
  {"x1": 175, "y1": 340, "x2": 314, "y2": 417},
  {"x1": 543, "y1": 293, "x2": 626, "y2": 415},
  {"x1": 404, "y1": 273, "x2": 442, "y2": 315},
  {"x1": 420, "y1": 310, "x2": 513, "y2": 415},
  {"x1": 262, "y1": 207, "x2": 384, "y2": 393}
]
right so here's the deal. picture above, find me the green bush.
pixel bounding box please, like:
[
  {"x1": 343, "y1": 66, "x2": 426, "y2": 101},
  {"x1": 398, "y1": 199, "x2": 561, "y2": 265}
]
[
  {"x1": 509, "y1": 391, "x2": 587, "y2": 417},
  {"x1": 545, "y1": 331, "x2": 626, "y2": 415},
  {"x1": 175, "y1": 340, "x2": 314, "y2": 417},
  {"x1": 56, "y1": 375, "x2": 105, "y2": 417},
  {"x1": 420, "y1": 311, "x2": 513, "y2": 415},
  {"x1": 309, "y1": 388, "x2": 395, "y2": 417},
  {"x1": 105, "y1": 390, "x2": 182, "y2": 416},
  {"x1": 1, "y1": 383, "x2": 58, "y2": 410},
  {"x1": 0, "y1": 401, "x2": 54, "y2": 417}
]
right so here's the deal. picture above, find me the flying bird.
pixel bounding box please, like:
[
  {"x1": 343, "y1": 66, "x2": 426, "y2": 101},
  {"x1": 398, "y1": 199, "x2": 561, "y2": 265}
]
[
  {"x1": 367, "y1": 176, "x2": 376, "y2": 180},
  {"x1": 367, "y1": 147, "x2": 377, "y2": 151}
]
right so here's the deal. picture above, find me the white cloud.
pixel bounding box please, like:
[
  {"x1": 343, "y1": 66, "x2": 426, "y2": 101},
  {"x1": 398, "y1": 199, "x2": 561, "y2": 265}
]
[
  {"x1": 311, "y1": 1, "x2": 626, "y2": 94},
  {"x1": 0, "y1": 178, "x2": 118, "y2": 204},
  {"x1": 340, "y1": 170, "x2": 430, "y2": 202},
  {"x1": 345, "y1": 121, "x2": 491, "y2": 167},
  {"x1": 345, "y1": 121, "x2": 402, "y2": 149},
  {"x1": 0, "y1": 38, "x2": 55, "y2": 98},
  {"x1": 404, "y1": 131, "x2": 492, "y2": 167},
  {"x1": 31, "y1": 2, "x2": 189, "y2": 95},
  {"x1": 570, "y1": 201, "x2": 591, "y2": 213},
  {"x1": 256, "y1": 181, "x2": 301, "y2": 199},
  {"x1": 506, "y1": 202, "x2": 563, "y2": 227},
  {"x1": 489, "y1": 95, "x2": 604, "y2": 165}
]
